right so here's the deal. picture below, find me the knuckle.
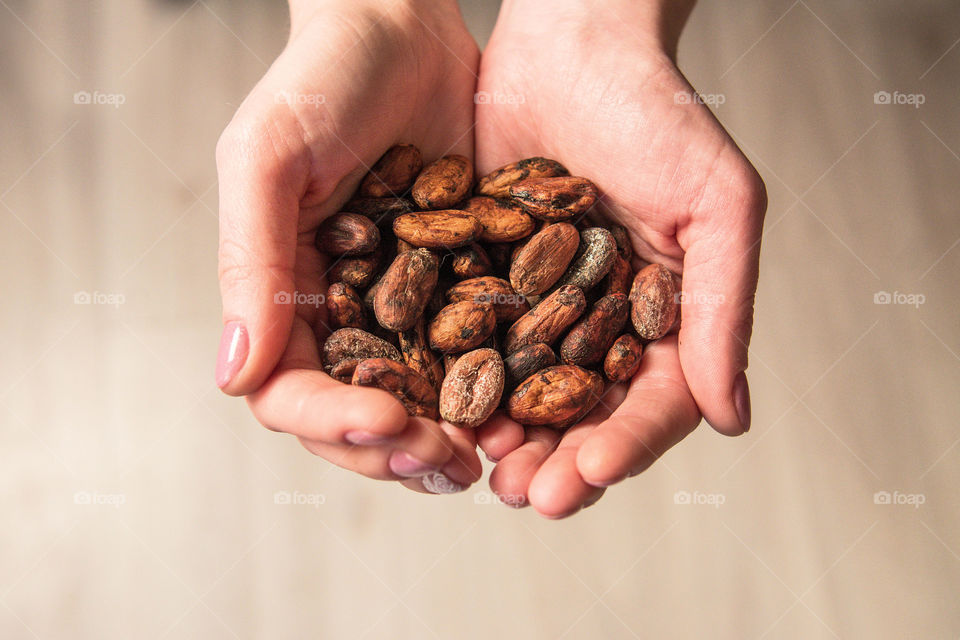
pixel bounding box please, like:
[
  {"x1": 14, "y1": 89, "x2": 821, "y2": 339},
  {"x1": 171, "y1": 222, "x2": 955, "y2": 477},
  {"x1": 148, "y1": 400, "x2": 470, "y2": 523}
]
[{"x1": 217, "y1": 237, "x2": 295, "y2": 287}]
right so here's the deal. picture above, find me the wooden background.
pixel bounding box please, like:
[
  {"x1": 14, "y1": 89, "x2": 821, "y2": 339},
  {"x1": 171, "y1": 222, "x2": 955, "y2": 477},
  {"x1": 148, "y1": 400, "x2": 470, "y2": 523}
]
[{"x1": 1, "y1": 1, "x2": 958, "y2": 638}]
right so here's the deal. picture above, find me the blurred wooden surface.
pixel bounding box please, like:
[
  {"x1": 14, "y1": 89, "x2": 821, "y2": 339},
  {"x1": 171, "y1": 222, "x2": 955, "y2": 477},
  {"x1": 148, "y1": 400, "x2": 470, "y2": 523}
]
[{"x1": 1, "y1": 1, "x2": 958, "y2": 638}]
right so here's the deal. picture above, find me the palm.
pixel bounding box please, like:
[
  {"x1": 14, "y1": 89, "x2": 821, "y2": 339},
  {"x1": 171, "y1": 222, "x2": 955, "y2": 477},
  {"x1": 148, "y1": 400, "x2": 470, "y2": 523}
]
[
  {"x1": 477, "y1": 27, "x2": 738, "y2": 272},
  {"x1": 473, "y1": 12, "x2": 762, "y2": 516}
]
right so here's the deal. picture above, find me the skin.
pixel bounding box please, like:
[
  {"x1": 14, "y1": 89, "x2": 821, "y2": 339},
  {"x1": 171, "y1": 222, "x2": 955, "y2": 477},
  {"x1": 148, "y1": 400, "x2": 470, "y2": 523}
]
[
  {"x1": 474, "y1": 0, "x2": 766, "y2": 517},
  {"x1": 215, "y1": 0, "x2": 483, "y2": 489},
  {"x1": 216, "y1": 0, "x2": 766, "y2": 509}
]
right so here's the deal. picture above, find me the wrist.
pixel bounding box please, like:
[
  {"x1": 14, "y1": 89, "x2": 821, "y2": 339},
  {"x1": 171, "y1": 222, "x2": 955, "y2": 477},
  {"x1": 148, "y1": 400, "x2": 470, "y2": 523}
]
[
  {"x1": 498, "y1": 0, "x2": 695, "y2": 59},
  {"x1": 288, "y1": 0, "x2": 463, "y2": 33}
]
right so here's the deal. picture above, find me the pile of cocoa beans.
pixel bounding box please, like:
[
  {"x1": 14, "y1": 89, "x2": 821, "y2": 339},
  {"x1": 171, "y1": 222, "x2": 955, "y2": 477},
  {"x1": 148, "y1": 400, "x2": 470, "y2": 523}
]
[{"x1": 316, "y1": 145, "x2": 678, "y2": 431}]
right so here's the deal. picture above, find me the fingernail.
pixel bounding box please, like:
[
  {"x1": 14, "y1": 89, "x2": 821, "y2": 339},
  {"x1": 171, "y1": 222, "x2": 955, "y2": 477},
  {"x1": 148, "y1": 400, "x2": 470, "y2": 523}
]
[
  {"x1": 421, "y1": 472, "x2": 466, "y2": 494},
  {"x1": 389, "y1": 451, "x2": 437, "y2": 478},
  {"x1": 345, "y1": 430, "x2": 392, "y2": 445},
  {"x1": 216, "y1": 322, "x2": 248, "y2": 388},
  {"x1": 485, "y1": 453, "x2": 499, "y2": 463},
  {"x1": 733, "y1": 371, "x2": 751, "y2": 433}
]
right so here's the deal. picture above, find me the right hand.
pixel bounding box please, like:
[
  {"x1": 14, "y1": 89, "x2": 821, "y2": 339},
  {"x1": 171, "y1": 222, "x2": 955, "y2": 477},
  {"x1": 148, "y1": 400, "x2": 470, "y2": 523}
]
[{"x1": 214, "y1": 0, "x2": 482, "y2": 490}]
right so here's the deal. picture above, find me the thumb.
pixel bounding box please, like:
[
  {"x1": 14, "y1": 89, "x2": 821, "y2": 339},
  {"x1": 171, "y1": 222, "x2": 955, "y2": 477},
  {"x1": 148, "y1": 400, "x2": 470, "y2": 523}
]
[
  {"x1": 676, "y1": 153, "x2": 766, "y2": 436},
  {"x1": 215, "y1": 113, "x2": 310, "y2": 395}
]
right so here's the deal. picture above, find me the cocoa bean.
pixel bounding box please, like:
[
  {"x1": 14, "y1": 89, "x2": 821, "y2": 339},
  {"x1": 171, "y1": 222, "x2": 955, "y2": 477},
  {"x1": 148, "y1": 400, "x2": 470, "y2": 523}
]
[
  {"x1": 503, "y1": 343, "x2": 556, "y2": 392},
  {"x1": 326, "y1": 282, "x2": 366, "y2": 330},
  {"x1": 629, "y1": 264, "x2": 678, "y2": 340},
  {"x1": 509, "y1": 222, "x2": 580, "y2": 297},
  {"x1": 504, "y1": 285, "x2": 586, "y2": 353},
  {"x1": 374, "y1": 249, "x2": 439, "y2": 331},
  {"x1": 604, "y1": 334, "x2": 643, "y2": 382},
  {"x1": 329, "y1": 358, "x2": 360, "y2": 383},
  {"x1": 439, "y1": 348, "x2": 504, "y2": 428},
  {"x1": 427, "y1": 300, "x2": 497, "y2": 353},
  {"x1": 315, "y1": 213, "x2": 380, "y2": 256},
  {"x1": 507, "y1": 365, "x2": 603, "y2": 426},
  {"x1": 476, "y1": 157, "x2": 569, "y2": 198},
  {"x1": 445, "y1": 276, "x2": 530, "y2": 323},
  {"x1": 352, "y1": 358, "x2": 439, "y2": 419},
  {"x1": 609, "y1": 224, "x2": 633, "y2": 261},
  {"x1": 604, "y1": 255, "x2": 633, "y2": 296},
  {"x1": 328, "y1": 251, "x2": 380, "y2": 289},
  {"x1": 343, "y1": 197, "x2": 414, "y2": 220},
  {"x1": 359, "y1": 144, "x2": 423, "y2": 197},
  {"x1": 322, "y1": 328, "x2": 401, "y2": 371},
  {"x1": 508, "y1": 176, "x2": 598, "y2": 221},
  {"x1": 555, "y1": 227, "x2": 617, "y2": 291},
  {"x1": 460, "y1": 196, "x2": 535, "y2": 242},
  {"x1": 393, "y1": 211, "x2": 482, "y2": 249},
  {"x1": 398, "y1": 317, "x2": 444, "y2": 391},
  {"x1": 559, "y1": 293, "x2": 629, "y2": 366},
  {"x1": 412, "y1": 155, "x2": 474, "y2": 210},
  {"x1": 451, "y1": 243, "x2": 492, "y2": 279}
]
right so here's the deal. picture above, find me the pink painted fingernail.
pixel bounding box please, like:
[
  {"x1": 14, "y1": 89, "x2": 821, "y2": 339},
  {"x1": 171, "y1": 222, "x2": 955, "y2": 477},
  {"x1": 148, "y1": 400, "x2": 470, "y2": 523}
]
[
  {"x1": 344, "y1": 430, "x2": 393, "y2": 445},
  {"x1": 733, "y1": 371, "x2": 751, "y2": 433},
  {"x1": 389, "y1": 451, "x2": 437, "y2": 478},
  {"x1": 421, "y1": 472, "x2": 465, "y2": 494},
  {"x1": 216, "y1": 322, "x2": 248, "y2": 388}
]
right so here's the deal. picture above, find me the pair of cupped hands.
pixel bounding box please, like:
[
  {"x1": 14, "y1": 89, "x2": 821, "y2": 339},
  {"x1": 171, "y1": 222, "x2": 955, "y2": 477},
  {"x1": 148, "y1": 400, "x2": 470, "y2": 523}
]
[{"x1": 214, "y1": 0, "x2": 766, "y2": 518}]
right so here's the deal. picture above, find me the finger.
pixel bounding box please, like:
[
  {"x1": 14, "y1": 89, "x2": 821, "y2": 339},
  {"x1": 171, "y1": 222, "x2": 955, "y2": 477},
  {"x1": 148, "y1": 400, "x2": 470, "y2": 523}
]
[
  {"x1": 523, "y1": 388, "x2": 622, "y2": 518},
  {"x1": 476, "y1": 411, "x2": 525, "y2": 461},
  {"x1": 399, "y1": 421, "x2": 484, "y2": 494},
  {"x1": 248, "y1": 317, "x2": 409, "y2": 444},
  {"x1": 488, "y1": 427, "x2": 561, "y2": 508},
  {"x1": 527, "y1": 422, "x2": 605, "y2": 519},
  {"x1": 384, "y1": 416, "x2": 457, "y2": 475},
  {"x1": 675, "y1": 149, "x2": 766, "y2": 435},
  {"x1": 298, "y1": 416, "x2": 455, "y2": 481},
  {"x1": 436, "y1": 421, "x2": 483, "y2": 486},
  {"x1": 215, "y1": 99, "x2": 310, "y2": 395},
  {"x1": 577, "y1": 336, "x2": 701, "y2": 487}
]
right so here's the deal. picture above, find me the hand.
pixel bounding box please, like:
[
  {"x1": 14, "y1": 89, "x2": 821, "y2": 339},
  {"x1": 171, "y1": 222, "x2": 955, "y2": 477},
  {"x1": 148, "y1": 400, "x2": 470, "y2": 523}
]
[
  {"x1": 474, "y1": 0, "x2": 767, "y2": 517},
  {"x1": 214, "y1": 0, "x2": 482, "y2": 491}
]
